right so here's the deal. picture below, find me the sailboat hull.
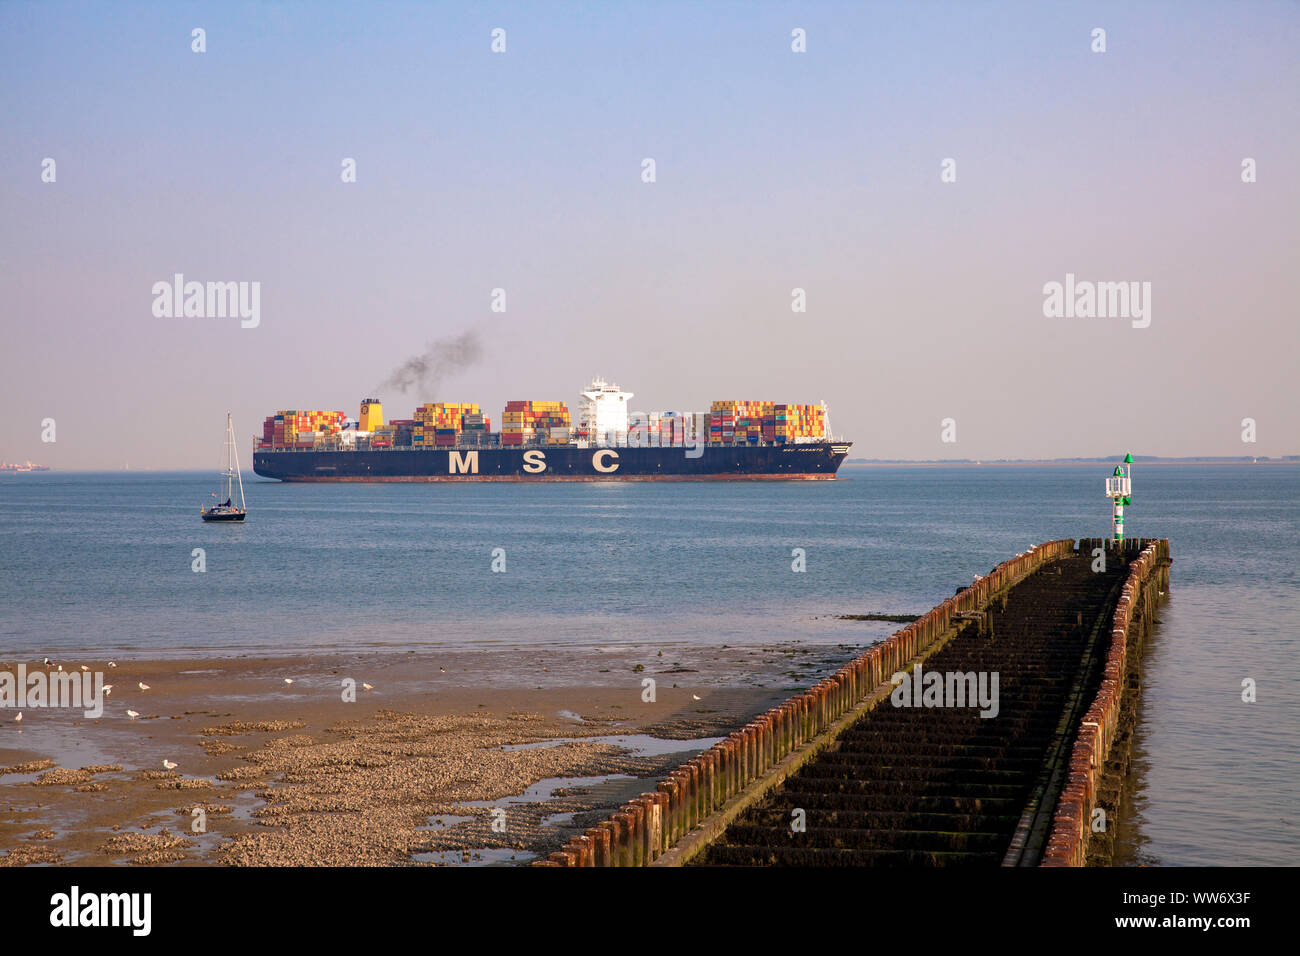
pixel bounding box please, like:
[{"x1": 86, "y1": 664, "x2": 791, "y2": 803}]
[{"x1": 204, "y1": 412, "x2": 248, "y2": 521}]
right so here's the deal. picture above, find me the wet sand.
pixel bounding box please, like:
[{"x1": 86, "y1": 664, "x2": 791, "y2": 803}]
[{"x1": 0, "y1": 640, "x2": 863, "y2": 866}]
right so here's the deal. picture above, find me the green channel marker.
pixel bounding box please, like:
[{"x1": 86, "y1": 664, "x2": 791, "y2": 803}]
[{"x1": 1105, "y1": 453, "x2": 1134, "y2": 542}]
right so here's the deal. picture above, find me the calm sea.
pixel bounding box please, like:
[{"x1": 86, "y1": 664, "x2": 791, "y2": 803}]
[{"x1": 1, "y1": 464, "x2": 1296, "y2": 865}]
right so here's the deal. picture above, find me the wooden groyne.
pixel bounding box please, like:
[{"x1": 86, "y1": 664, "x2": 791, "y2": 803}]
[
  {"x1": 1041, "y1": 538, "x2": 1171, "y2": 866},
  {"x1": 697, "y1": 542, "x2": 1140, "y2": 866},
  {"x1": 536, "y1": 538, "x2": 1173, "y2": 867}
]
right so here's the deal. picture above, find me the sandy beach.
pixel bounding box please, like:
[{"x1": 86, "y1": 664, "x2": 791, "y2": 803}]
[{"x1": 0, "y1": 640, "x2": 864, "y2": 866}]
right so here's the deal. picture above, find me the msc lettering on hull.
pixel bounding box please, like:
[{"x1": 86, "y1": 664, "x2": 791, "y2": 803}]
[
  {"x1": 451, "y1": 448, "x2": 620, "y2": 475},
  {"x1": 449, "y1": 451, "x2": 479, "y2": 474}
]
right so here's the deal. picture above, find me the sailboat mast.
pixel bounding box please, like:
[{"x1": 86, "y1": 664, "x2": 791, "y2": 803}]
[
  {"x1": 223, "y1": 413, "x2": 232, "y2": 502},
  {"x1": 229, "y1": 413, "x2": 246, "y2": 510}
]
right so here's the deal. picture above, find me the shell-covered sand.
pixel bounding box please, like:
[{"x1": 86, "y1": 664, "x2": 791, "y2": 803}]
[{"x1": 0, "y1": 641, "x2": 862, "y2": 866}]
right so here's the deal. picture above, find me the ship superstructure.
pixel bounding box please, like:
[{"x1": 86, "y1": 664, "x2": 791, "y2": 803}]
[{"x1": 577, "y1": 377, "x2": 633, "y2": 446}]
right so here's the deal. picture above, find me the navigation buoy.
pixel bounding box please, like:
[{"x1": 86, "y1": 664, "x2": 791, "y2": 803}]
[{"x1": 1105, "y1": 453, "x2": 1134, "y2": 542}]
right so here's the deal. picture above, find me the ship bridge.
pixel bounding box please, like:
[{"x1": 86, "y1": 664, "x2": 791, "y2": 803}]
[{"x1": 579, "y1": 377, "x2": 633, "y2": 446}]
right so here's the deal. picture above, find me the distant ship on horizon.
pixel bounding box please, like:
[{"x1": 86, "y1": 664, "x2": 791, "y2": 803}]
[{"x1": 0, "y1": 460, "x2": 51, "y2": 473}]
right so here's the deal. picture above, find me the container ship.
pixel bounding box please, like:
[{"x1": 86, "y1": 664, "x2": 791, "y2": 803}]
[
  {"x1": 251, "y1": 378, "x2": 852, "y2": 482},
  {"x1": 0, "y1": 460, "x2": 51, "y2": 473}
]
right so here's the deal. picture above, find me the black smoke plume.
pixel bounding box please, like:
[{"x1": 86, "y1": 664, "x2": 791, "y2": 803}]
[{"x1": 377, "y1": 331, "x2": 483, "y2": 397}]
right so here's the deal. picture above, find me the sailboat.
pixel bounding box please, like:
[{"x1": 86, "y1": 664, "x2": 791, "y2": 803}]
[{"x1": 202, "y1": 413, "x2": 247, "y2": 522}]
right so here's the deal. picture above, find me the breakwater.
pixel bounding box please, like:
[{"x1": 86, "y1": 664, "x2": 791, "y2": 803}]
[
  {"x1": 537, "y1": 539, "x2": 1174, "y2": 866},
  {"x1": 1041, "y1": 538, "x2": 1171, "y2": 866}
]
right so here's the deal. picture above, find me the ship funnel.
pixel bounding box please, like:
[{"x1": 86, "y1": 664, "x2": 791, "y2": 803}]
[{"x1": 359, "y1": 399, "x2": 384, "y2": 432}]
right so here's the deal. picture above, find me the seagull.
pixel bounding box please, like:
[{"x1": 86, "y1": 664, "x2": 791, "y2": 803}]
[
  {"x1": 692, "y1": 694, "x2": 702, "y2": 701},
  {"x1": 362, "y1": 683, "x2": 373, "y2": 691},
  {"x1": 103, "y1": 685, "x2": 114, "y2": 695},
  {"x1": 43, "y1": 657, "x2": 50, "y2": 665},
  {"x1": 80, "y1": 665, "x2": 89, "y2": 671},
  {"x1": 126, "y1": 710, "x2": 140, "y2": 719},
  {"x1": 162, "y1": 760, "x2": 177, "y2": 770},
  {"x1": 138, "y1": 682, "x2": 150, "y2": 691},
  {"x1": 109, "y1": 661, "x2": 117, "y2": 668},
  {"x1": 14, "y1": 712, "x2": 21, "y2": 723},
  {"x1": 57, "y1": 664, "x2": 63, "y2": 672},
  {"x1": 283, "y1": 678, "x2": 295, "y2": 685},
  {"x1": 439, "y1": 667, "x2": 446, "y2": 673}
]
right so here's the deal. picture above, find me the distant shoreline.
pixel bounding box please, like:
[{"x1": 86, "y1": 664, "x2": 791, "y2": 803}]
[{"x1": 844, "y1": 459, "x2": 1298, "y2": 468}]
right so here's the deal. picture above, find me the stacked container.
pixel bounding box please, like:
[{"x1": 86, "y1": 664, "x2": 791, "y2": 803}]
[
  {"x1": 388, "y1": 419, "x2": 416, "y2": 447},
  {"x1": 411, "y1": 402, "x2": 481, "y2": 448},
  {"x1": 707, "y1": 401, "x2": 824, "y2": 444},
  {"x1": 690, "y1": 412, "x2": 710, "y2": 446},
  {"x1": 658, "y1": 412, "x2": 683, "y2": 446},
  {"x1": 502, "y1": 401, "x2": 571, "y2": 446},
  {"x1": 458, "y1": 412, "x2": 492, "y2": 447},
  {"x1": 258, "y1": 409, "x2": 347, "y2": 449},
  {"x1": 709, "y1": 401, "x2": 775, "y2": 445},
  {"x1": 775, "y1": 403, "x2": 826, "y2": 441},
  {"x1": 625, "y1": 411, "x2": 713, "y2": 447}
]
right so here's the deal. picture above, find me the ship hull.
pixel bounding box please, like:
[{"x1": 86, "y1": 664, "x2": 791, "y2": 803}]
[{"x1": 252, "y1": 443, "x2": 851, "y2": 482}]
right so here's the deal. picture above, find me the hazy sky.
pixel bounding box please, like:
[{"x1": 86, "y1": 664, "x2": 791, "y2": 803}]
[{"x1": 2, "y1": 1, "x2": 1296, "y2": 469}]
